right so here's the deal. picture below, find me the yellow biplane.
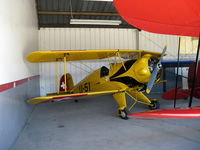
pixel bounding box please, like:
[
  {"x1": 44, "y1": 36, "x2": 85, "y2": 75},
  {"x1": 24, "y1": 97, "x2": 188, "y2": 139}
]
[{"x1": 26, "y1": 46, "x2": 167, "y2": 119}]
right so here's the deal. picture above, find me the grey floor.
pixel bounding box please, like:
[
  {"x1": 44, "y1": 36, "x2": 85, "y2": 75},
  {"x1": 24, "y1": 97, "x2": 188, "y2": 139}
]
[{"x1": 12, "y1": 94, "x2": 200, "y2": 150}]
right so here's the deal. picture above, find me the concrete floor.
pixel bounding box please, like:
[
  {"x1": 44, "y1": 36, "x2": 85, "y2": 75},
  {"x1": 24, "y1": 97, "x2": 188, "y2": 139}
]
[{"x1": 12, "y1": 94, "x2": 200, "y2": 150}]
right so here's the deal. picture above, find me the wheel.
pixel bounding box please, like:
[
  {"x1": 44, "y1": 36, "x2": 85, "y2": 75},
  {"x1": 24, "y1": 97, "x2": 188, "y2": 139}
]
[
  {"x1": 148, "y1": 99, "x2": 160, "y2": 110},
  {"x1": 74, "y1": 100, "x2": 78, "y2": 103},
  {"x1": 118, "y1": 108, "x2": 129, "y2": 120}
]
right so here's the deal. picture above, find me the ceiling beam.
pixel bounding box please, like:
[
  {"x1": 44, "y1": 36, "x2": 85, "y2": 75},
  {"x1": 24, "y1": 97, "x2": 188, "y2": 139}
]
[{"x1": 38, "y1": 11, "x2": 120, "y2": 16}]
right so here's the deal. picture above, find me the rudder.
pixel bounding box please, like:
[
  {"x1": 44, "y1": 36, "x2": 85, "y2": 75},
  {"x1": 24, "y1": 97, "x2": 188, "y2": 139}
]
[{"x1": 60, "y1": 73, "x2": 74, "y2": 92}]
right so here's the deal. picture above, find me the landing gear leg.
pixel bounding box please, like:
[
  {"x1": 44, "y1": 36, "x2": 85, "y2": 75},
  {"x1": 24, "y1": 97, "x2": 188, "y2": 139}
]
[
  {"x1": 113, "y1": 92, "x2": 128, "y2": 120},
  {"x1": 118, "y1": 108, "x2": 129, "y2": 120},
  {"x1": 149, "y1": 99, "x2": 160, "y2": 110}
]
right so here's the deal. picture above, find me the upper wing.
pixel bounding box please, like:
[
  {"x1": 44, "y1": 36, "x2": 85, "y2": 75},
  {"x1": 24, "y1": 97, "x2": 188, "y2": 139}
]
[
  {"x1": 26, "y1": 49, "x2": 162, "y2": 63},
  {"x1": 27, "y1": 89, "x2": 125, "y2": 104}
]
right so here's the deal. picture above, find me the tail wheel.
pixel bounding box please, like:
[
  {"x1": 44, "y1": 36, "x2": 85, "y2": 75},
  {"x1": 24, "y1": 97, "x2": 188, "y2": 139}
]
[
  {"x1": 149, "y1": 99, "x2": 160, "y2": 110},
  {"x1": 118, "y1": 108, "x2": 129, "y2": 120}
]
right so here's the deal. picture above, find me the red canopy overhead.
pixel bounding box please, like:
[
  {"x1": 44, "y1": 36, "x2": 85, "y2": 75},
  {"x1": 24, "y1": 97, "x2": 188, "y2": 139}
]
[{"x1": 114, "y1": 0, "x2": 200, "y2": 37}]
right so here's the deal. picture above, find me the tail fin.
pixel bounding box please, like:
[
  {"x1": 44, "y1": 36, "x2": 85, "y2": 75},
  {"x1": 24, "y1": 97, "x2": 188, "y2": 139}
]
[{"x1": 60, "y1": 73, "x2": 74, "y2": 92}]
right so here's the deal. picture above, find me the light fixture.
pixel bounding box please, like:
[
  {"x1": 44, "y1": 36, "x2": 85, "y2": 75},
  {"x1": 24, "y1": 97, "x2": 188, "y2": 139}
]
[
  {"x1": 84, "y1": 0, "x2": 113, "y2": 2},
  {"x1": 70, "y1": 19, "x2": 122, "y2": 25}
]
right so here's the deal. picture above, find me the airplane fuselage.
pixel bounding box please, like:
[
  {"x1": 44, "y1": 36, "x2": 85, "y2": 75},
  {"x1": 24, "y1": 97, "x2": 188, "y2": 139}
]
[{"x1": 72, "y1": 54, "x2": 153, "y2": 94}]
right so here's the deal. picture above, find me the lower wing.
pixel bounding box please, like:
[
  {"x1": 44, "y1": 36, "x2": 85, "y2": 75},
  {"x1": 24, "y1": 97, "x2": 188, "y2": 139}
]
[{"x1": 27, "y1": 89, "x2": 125, "y2": 104}]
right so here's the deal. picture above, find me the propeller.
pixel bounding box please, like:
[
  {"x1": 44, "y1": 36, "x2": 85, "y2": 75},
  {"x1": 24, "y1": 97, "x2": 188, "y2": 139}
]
[{"x1": 146, "y1": 46, "x2": 167, "y2": 94}]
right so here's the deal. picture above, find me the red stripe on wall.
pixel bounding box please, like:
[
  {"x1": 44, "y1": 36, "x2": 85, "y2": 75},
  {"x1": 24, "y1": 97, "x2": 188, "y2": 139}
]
[
  {"x1": 0, "y1": 82, "x2": 14, "y2": 92},
  {"x1": 0, "y1": 75, "x2": 39, "y2": 92},
  {"x1": 15, "y1": 78, "x2": 29, "y2": 86}
]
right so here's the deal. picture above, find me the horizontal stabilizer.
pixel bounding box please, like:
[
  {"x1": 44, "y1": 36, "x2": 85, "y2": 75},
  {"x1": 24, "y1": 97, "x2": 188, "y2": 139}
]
[{"x1": 128, "y1": 106, "x2": 200, "y2": 119}]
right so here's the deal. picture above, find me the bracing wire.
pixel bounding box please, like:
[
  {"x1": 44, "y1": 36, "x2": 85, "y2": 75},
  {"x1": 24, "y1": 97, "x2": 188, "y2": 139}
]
[
  {"x1": 140, "y1": 33, "x2": 174, "y2": 57},
  {"x1": 140, "y1": 33, "x2": 163, "y2": 49},
  {"x1": 69, "y1": 62, "x2": 90, "y2": 73}
]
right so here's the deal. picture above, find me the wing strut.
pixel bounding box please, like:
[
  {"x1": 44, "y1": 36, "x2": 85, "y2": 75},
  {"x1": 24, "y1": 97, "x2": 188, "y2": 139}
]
[
  {"x1": 64, "y1": 54, "x2": 67, "y2": 92},
  {"x1": 117, "y1": 51, "x2": 127, "y2": 71},
  {"x1": 114, "y1": 55, "x2": 117, "y2": 64},
  {"x1": 137, "y1": 52, "x2": 141, "y2": 59},
  {"x1": 108, "y1": 57, "x2": 112, "y2": 66},
  {"x1": 56, "y1": 59, "x2": 59, "y2": 94}
]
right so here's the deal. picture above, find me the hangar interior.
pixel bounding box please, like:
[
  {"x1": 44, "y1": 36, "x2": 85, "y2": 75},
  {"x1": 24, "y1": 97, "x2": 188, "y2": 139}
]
[{"x1": 0, "y1": 0, "x2": 200, "y2": 150}]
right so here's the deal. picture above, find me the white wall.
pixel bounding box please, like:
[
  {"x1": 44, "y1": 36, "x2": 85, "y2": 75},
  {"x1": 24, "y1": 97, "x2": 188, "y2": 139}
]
[
  {"x1": 139, "y1": 31, "x2": 179, "y2": 60},
  {"x1": 0, "y1": 0, "x2": 39, "y2": 149},
  {"x1": 0, "y1": 0, "x2": 39, "y2": 84},
  {"x1": 39, "y1": 28, "x2": 137, "y2": 50}
]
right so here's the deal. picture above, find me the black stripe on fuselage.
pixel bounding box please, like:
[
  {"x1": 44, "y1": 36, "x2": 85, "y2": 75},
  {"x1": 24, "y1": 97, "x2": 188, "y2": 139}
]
[
  {"x1": 110, "y1": 76, "x2": 143, "y2": 88},
  {"x1": 110, "y1": 60, "x2": 136, "y2": 79}
]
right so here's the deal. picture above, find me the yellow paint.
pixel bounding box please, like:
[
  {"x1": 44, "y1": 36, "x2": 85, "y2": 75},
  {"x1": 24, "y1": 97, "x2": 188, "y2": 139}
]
[
  {"x1": 26, "y1": 49, "x2": 165, "y2": 116},
  {"x1": 64, "y1": 55, "x2": 67, "y2": 92},
  {"x1": 117, "y1": 52, "x2": 126, "y2": 71},
  {"x1": 108, "y1": 57, "x2": 112, "y2": 66},
  {"x1": 64, "y1": 73, "x2": 74, "y2": 92},
  {"x1": 127, "y1": 89, "x2": 151, "y2": 104},
  {"x1": 27, "y1": 89, "x2": 125, "y2": 104},
  {"x1": 56, "y1": 60, "x2": 59, "y2": 94},
  {"x1": 26, "y1": 49, "x2": 162, "y2": 63},
  {"x1": 113, "y1": 92, "x2": 127, "y2": 110},
  {"x1": 146, "y1": 89, "x2": 150, "y2": 94},
  {"x1": 114, "y1": 55, "x2": 117, "y2": 64}
]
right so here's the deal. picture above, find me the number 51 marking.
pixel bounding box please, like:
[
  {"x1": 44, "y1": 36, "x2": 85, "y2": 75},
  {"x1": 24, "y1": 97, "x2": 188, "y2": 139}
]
[{"x1": 79, "y1": 82, "x2": 91, "y2": 92}]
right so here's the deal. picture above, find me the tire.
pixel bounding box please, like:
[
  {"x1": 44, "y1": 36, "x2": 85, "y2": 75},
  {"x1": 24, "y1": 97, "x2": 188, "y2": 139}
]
[
  {"x1": 118, "y1": 108, "x2": 129, "y2": 120},
  {"x1": 149, "y1": 100, "x2": 160, "y2": 110}
]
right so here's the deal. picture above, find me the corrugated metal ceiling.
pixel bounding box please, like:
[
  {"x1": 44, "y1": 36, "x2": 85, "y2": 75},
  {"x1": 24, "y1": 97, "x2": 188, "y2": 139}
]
[{"x1": 36, "y1": 0, "x2": 136, "y2": 29}]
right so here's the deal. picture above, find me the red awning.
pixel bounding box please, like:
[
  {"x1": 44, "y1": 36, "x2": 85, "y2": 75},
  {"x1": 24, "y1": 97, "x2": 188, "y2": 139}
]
[{"x1": 114, "y1": 0, "x2": 200, "y2": 37}]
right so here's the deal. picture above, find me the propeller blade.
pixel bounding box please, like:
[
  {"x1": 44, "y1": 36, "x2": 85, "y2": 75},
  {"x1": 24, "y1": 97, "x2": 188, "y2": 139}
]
[
  {"x1": 146, "y1": 65, "x2": 160, "y2": 93},
  {"x1": 146, "y1": 46, "x2": 167, "y2": 94},
  {"x1": 159, "y1": 45, "x2": 167, "y2": 62},
  {"x1": 128, "y1": 106, "x2": 200, "y2": 119}
]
